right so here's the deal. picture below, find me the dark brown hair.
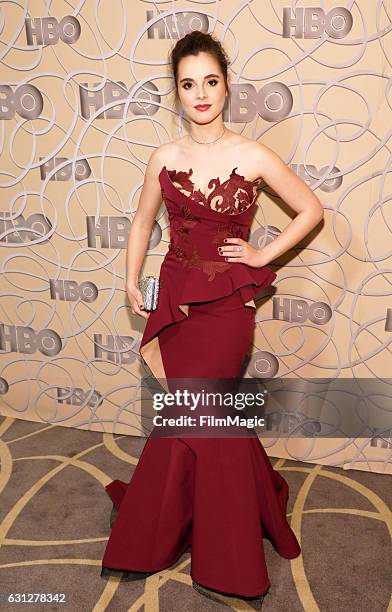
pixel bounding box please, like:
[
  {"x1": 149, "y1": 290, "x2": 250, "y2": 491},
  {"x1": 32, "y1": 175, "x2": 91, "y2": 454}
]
[{"x1": 169, "y1": 31, "x2": 230, "y2": 100}]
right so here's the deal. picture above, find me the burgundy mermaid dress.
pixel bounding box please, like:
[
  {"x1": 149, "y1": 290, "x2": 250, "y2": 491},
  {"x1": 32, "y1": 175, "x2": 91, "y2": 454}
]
[{"x1": 101, "y1": 165, "x2": 301, "y2": 598}]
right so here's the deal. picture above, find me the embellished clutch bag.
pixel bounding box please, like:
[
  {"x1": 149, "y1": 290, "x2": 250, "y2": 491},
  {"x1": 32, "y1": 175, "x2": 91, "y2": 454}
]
[{"x1": 138, "y1": 275, "x2": 160, "y2": 311}]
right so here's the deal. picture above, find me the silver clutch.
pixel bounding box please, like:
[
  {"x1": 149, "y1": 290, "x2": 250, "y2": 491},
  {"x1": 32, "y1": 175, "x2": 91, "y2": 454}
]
[{"x1": 138, "y1": 275, "x2": 160, "y2": 311}]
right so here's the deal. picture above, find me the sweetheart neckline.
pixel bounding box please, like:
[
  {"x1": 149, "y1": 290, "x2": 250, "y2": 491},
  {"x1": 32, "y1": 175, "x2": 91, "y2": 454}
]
[{"x1": 160, "y1": 165, "x2": 261, "y2": 217}]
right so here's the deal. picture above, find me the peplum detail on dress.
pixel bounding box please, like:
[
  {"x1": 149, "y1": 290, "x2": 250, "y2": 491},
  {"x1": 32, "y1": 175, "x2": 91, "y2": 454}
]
[{"x1": 140, "y1": 253, "x2": 277, "y2": 386}]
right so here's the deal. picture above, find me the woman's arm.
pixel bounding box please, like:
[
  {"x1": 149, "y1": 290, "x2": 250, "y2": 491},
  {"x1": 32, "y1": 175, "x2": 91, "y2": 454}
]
[
  {"x1": 125, "y1": 146, "x2": 167, "y2": 319},
  {"x1": 221, "y1": 142, "x2": 324, "y2": 268},
  {"x1": 252, "y1": 143, "x2": 324, "y2": 267}
]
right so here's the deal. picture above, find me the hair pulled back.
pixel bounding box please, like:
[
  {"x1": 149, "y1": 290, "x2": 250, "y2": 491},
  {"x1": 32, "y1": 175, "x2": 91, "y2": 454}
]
[{"x1": 169, "y1": 31, "x2": 230, "y2": 100}]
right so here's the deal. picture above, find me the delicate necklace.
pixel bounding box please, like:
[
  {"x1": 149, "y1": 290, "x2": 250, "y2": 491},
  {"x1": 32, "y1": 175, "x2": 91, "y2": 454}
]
[{"x1": 189, "y1": 127, "x2": 226, "y2": 145}]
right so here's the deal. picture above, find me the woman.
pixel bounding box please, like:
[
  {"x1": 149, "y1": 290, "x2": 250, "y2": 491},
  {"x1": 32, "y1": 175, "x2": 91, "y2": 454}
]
[{"x1": 101, "y1": 31, "x2": 324, "y2": 607}]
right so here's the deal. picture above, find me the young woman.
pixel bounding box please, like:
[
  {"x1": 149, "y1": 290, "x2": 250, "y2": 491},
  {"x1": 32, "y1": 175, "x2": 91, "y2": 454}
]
[{"x1": 101, "y1": 31, "x2": 324, "y2": 607}]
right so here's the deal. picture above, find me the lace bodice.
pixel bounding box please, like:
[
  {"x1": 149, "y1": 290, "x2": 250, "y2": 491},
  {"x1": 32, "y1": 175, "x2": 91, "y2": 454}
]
[{"x1": 165, "y1": 166, "x2": 262, "y2": 215}]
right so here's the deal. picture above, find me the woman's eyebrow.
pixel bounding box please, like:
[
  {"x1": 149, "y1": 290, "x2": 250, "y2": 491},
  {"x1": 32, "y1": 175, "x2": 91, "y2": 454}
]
[{"x1": 179, "y1": 73, "x2": 220, "y2": 83}]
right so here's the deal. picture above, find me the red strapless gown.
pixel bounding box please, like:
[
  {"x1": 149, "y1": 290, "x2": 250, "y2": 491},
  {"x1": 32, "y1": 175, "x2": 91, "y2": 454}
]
[{"x1": 101, "y1": 165, "x2": 301, "y2": 598}]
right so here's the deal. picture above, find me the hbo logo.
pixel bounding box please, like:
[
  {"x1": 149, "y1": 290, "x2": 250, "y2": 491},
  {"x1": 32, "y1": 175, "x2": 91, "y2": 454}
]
[
  {"x1": 25, "y1": 15, "x2": 81, "y2": 46},
  {"x1": 273, "y1": 298, "x2": 332, "y2": 325},
  {"x1": 40, "y1": 157, "x2": 91, "y2": 181},
  {"x1": 0, "y1": 324, "x2": 62, "y2": 356},
  {"x1": 283, "y1": 7, "x2": 353, "y2": 38},
  {"x1": 0, "y1": 213, "x2": 52, "y2": 243},
  {"x1": 50, "y1": 280, "x2": 98, "y2": 303},
  {"x1": 57, "y1": 387, "x2": 103, "y2": 408}
]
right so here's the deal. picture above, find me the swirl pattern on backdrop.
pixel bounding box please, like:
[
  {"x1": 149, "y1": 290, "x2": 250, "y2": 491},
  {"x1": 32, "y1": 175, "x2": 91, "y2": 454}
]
[{"x1": 0, "y1": 2, "x2": 391, "y2": 473}]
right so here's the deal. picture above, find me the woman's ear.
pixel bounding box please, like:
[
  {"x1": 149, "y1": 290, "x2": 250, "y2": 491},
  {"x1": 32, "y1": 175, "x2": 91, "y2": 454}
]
[{"x1": 226, "y1": 75, "x2": 232, "y2": 96}]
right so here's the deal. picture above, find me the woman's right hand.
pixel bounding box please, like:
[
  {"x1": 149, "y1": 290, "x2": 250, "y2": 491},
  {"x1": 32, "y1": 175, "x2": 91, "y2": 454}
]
[{"x1": 126, "y1": 283, "x2": 150, "y2": 320}]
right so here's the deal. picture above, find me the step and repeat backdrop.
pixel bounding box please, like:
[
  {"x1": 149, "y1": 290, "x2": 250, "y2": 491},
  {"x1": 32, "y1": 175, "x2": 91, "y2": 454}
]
[{"x1": 1, "y1": 2, "x2": 391, "y2": 474}]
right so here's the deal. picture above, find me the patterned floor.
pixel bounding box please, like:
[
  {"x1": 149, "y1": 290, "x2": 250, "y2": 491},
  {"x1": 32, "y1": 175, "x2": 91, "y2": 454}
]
[{"x1": 0, "y1": 415, "x2": 391, "y2": 611}]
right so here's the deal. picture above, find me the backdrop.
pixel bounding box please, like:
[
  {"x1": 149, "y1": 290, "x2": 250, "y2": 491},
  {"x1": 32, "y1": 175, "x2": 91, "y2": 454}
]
[{"x1": 1, "y1": 2, "x2": 391, "y2": 475}]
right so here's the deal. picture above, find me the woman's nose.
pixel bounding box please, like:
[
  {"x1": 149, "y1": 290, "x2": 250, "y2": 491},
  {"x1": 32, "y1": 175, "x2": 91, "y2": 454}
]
[{"x1": 196, "y1": 86, "x2": 206, "y2": 98}]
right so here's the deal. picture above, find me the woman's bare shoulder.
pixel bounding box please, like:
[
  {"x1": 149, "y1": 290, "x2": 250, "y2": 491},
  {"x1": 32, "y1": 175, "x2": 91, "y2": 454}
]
[
  {"x1": 144, "y1": 140, "x2": 186, "y2": 185},
  {"x1": 148, "y1": 139, "x2": 186, "y2": 173},
  {"x1": 227, "y1": 131, "x2": 264, "y2": 155},
  {"x1": 223, "y1": 132, "x2": 272, "y2": 178}
]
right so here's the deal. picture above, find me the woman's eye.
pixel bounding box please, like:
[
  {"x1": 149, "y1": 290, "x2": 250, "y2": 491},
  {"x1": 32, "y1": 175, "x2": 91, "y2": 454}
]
[{"x1": 182, "y1": 79, "x2": 219, "y2": 90}]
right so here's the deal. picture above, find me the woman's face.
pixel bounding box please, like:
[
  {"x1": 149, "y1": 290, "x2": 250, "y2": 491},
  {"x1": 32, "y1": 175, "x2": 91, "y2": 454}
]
[{"x1": 176, "y1": 51, "x2": 228, "y2": 123}]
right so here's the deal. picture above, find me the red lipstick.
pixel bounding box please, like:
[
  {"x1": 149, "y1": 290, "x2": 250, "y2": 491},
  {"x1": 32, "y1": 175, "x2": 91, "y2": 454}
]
[{"x1": 194, "y1": 104, "x2": 211, "y2": 111}]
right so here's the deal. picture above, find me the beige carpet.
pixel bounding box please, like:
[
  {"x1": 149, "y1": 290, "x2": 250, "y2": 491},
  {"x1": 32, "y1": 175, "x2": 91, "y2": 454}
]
[{"x1": 0, "y1": 415, "x2": 391, "y2": 611}]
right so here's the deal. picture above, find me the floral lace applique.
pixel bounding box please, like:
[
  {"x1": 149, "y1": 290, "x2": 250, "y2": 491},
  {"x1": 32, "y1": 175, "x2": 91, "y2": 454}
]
[
  {"x1": 212, "y1": 221, "x2": 247, "y2": 246},
  {"x1": 171, "y1": 202, "x2": 201, "y2": 243},
  {"x1": 167, "y1": 206, "x2": 234, "y2": 281},
  {"x1": 167, "y1": 167, "x2": 261, "y2": 215},
  {"x1": 167, "y1": 243, "x2": 188, "y2": 260},
  {"x1": 186, "y1": 247, "x2": 231, "y2": 281},
  {"x1": 168, "y1": 242, "x2": 231, "y2": 281},
  {"x1": 165, "y1": 170, "x2": 256, "y2": 281}
]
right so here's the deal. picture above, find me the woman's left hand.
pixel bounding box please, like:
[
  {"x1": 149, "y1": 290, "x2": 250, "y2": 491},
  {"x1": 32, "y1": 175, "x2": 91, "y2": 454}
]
[{"x1": 218, "y1": 237, "x2": 266, "y2": 268}]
